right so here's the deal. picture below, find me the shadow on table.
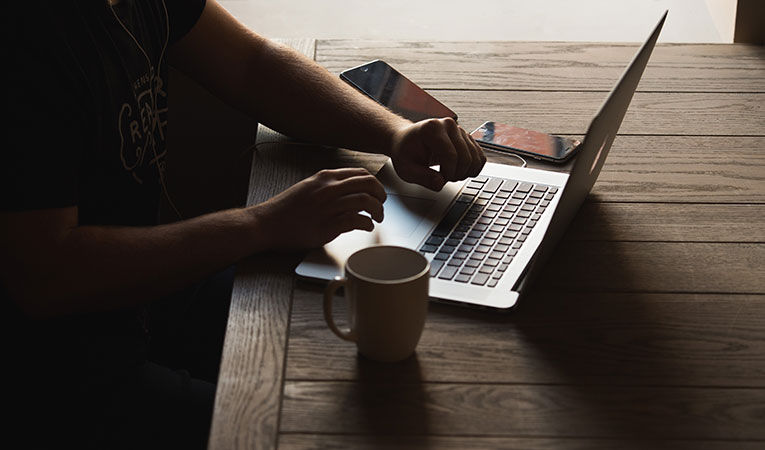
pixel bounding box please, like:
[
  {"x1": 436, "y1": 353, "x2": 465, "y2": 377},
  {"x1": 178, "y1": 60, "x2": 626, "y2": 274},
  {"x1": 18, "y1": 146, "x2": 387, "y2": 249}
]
[
  {"x1": 427, "y1": 200, "x2": 710, "y2": 443},
  {"x1": 345, "y1": 354, "x2": 434, "y2": 446}
]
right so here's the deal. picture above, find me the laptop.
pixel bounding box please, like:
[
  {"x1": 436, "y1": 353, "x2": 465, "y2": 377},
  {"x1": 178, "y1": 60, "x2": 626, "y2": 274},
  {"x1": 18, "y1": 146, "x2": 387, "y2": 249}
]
[{"x1": 296, "y1": 11, "x2": 667, "y2": 310}]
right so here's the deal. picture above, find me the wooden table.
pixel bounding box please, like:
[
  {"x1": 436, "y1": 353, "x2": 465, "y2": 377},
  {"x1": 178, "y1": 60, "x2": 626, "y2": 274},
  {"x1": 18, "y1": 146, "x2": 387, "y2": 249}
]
[{"x1": 209, "y1": 39, "x2": 765, "y2": 449}]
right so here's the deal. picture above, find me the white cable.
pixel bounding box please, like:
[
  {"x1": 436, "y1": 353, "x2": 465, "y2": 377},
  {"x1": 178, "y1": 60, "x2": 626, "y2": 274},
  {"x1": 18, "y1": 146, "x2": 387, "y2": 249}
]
[{"x1": 480, "y1": 145, "x2": 528, "y2": 168}]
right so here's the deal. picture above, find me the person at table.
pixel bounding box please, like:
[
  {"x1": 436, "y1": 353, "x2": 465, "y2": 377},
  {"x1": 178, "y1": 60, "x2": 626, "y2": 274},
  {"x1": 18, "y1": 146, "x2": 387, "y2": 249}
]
[{"x1": 1, "y1": 0, "x2": 485, "y2": 448}]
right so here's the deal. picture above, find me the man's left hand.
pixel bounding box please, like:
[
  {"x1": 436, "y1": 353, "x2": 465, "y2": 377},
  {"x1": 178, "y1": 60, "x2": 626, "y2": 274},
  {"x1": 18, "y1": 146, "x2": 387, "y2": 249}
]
[{"x1": 388, "y1": 118, "x2": 486, "y2": 191}]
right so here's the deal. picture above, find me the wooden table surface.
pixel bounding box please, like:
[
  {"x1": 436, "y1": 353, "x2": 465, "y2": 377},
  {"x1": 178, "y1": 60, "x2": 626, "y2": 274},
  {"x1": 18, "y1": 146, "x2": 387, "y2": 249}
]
[{"x1": 209, "y1": 39, "x2": 765, "y2": 449}]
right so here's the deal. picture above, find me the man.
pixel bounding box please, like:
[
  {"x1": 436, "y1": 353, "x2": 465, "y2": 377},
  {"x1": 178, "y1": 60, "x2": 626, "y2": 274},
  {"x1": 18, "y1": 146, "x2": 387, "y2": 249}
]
[{"x1": 2, "y1": 0, "x2": 485, "y2": 447}]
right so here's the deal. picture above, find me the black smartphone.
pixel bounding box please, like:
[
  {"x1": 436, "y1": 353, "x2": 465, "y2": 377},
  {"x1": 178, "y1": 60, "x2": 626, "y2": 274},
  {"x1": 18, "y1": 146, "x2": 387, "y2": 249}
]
[
  {"x1": 340, "y1": 59, "x2": 457, "y2": 123},
  {"x1": 470, "y1": 121, "x2": 581, "y2": 164}
]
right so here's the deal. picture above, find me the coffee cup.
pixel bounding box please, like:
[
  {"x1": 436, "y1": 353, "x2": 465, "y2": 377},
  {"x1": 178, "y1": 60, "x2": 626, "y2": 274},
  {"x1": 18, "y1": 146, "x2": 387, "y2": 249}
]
[{"x1": 323, "y1": 245, "x2": 430, "y2": 362}]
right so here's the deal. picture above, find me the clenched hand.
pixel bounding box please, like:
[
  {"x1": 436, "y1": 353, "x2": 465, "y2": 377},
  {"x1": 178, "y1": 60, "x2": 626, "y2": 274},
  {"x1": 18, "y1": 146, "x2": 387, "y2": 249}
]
[{"x1": 388, "y1": 117, "x2": 486, "y2": 191}]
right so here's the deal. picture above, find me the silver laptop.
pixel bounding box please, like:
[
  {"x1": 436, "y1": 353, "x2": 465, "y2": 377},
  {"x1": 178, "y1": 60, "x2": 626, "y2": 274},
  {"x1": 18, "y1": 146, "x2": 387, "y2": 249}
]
[{"x1": 297, "y1": 11, "x2": 667, "y2": 310}]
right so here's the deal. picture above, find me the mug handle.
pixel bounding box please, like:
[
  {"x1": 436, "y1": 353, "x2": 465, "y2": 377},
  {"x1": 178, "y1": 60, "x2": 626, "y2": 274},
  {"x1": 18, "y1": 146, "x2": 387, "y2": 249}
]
[{"x1": 323, "y1": 276, "x2": 357, "y2": 342}]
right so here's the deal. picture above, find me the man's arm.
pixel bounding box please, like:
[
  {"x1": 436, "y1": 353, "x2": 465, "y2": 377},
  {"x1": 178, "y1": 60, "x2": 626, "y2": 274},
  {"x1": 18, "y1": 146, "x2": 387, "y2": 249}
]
[
  {"x1": 168, "y1": 0, "x2": 485, "y2": 191},
  {"x1": 1, "y1": 168, "x2": 385, "y2": 318}
]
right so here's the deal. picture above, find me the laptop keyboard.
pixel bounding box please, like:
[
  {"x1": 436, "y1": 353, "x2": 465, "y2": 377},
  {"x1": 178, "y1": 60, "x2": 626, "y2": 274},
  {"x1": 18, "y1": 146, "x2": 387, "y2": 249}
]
[{"x1": 418, "y1": 176, "x2": 557, "y2": 288}]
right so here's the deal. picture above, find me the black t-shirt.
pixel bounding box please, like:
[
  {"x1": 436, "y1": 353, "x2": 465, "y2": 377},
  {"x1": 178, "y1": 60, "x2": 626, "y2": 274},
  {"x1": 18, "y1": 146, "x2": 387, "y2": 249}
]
[
  {"x1": 2, "y1": 0, "x2": 205, "y2": 379},
  {"x1": 5, "y1": 0, "x2": 204, "y2": 224}
]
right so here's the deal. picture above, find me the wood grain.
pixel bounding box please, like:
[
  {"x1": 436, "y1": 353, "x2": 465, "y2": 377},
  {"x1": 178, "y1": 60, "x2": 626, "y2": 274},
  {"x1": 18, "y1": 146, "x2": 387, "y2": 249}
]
[
  {"x1": 317, "y1": 40, "x2": 765, "y2": 92},
  {"x1": 286, "y1": 291, "x2": 765, "y2": 387},
  {"x1": 280, "y1": 434, "x2": 765, "y2": 450},
  {"x1": 208, "y1": 38, "x2": 316, "y2": 450},
  {"x1": 433, "y1": 91, "x2": 765, "y2": 136},
  {"x1": 280, "y1": 381, "x2": 765, "y2": 440},
  {"x1": 487, "y1": 136, "x2": 765, "y2": 203},
  {"x1": 566, "y1": 203, "x2": 765, "y2": 242}
]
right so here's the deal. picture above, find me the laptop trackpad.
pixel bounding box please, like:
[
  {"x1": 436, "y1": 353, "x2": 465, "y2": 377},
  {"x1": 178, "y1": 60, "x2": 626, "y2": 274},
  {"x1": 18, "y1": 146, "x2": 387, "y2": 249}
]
[{"x1": 382, "y1": 194, "x2": 435, "y2": 238}]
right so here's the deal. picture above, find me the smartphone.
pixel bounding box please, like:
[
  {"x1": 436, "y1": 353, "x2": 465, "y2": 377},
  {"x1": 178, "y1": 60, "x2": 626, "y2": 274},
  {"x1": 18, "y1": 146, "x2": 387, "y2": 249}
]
[
  {"x1": 340, "y1": 59, "x2": 457, "y2": 123},
  {"x1": 470, "y1": 121, "x2": 581, "y2": 163}
]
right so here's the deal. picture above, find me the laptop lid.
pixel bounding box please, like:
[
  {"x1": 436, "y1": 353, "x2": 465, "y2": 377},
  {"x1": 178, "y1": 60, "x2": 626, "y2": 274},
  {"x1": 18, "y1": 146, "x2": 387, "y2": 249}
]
[{"x1": 515, "y1": 10, "x2": 667, "y2": 295}]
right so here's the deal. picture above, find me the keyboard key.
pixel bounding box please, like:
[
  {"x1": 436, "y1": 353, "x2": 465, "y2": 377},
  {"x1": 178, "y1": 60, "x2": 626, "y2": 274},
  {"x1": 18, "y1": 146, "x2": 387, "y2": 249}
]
[
  {"x1": 490, "y1": 225, "x2": 504, "y2": 233},
  {"x1": 425, "y1": 236, "x2": 444, "y2": 246},
  {"x1": 498, "y1": 237, "x2": 513, "y2": 245},
  {"x1": 430, "y1": 259, "x2": 444, "y2": 276},
  {"x1": 512, "y1": 191, "x2": 527, "y2": 199},
  {"x1": 495, "y1": 218, "x2": 510, "y2": 226},
  {"x1": 540, "y1": 200, "x2": 550, "y2": 207},
  {"x1": 482, "y1": 210, "x2": 497, "y2": 219},
  {"x1": 517, "y1": 182, "x2": 533, "y2": 193},
  {"x1": 489, "y1": 251, "x2": 504, "y2": 260},
  {"x1": 516, "y1": 210, "x2": 531, "y2": 218},
  {"x1": 470, "y1": 252, "x2": 486, "y2": 261},
  {"x1": 454, "y1": 251, "x2": 469, "y2": 259},
  {"x1": 458, "y1": 244, "x2": 474, "y2": 253},
  {"x1": 460, "y1": 266, "x2": 476, "y2": 276},
  {"x1": 500, "y1": 181, "x2": 518, "y2": 192},
  {"x1": 445, "y1": 238, "x2": 461, "y2": 247},
  {"x1": 450, "y1": 231, "x2": 466, "y2": 239},
  {"x1": 521, "y1": 204, "x2": 535, "y2": 212},
  {"x1": 549, "y1": 187, "x2": 558, "y2": 193},
  {"x1": 479, "y1": 265, "x2": 494, "y2": 274},
  {"x1": 455, "y1": 273, "x2": 471, "y2": 283},
  {"x1": 495, "y1": 191, "x2": 510, "y2": 199},
  {"x1": 508, "y1": 224, "x2": 523, "y2": 231},
  {"x1": 512, "y1": 217, "x2": 528, "y2": 225},
  {"x1": 486, "y1": 204, "x2": 501, "y2": 212},
  {"x1": 508, "y1": 199, "x2": 522, "y2": 206},
  {"x1": 463, "y1": 187, "x2": 480, "y2": 196},
  {"x1": 527, "y1": 220, "x2": 537, "y2": 228},
  {"x1": 435, "y1": 252, "x2": 450, "y2": 260},
  {"x1": 465, "y1": 259, "x2": 481, "y2": 268},
  {"x1": 464, "y1": 237, "x2": 479, "y2": 245},
  {"x1": 473, "y1": 223, "x2": 488, "y2": 232},
  {"x1": 478, "y1": 217, "x2": 492, "y2": 225},
  {"x1": 457, "y1": 194, "x2": 474, "y2": 203},
  {"x1": 479, "y1": 238, "x2": 496, "y2": 247},
  {"x1": 484, "y1": 177, "x2": 503, "y2": 193},
  {"x1": 488, "y1": 278, "x2": 499, "y2": 288},
  {"x1": 529, "y1": 190, "x2": 544, "y2": 198},
  {"x1": 438, "y1": 266, "x2": 458, "y2": 280},
  {"x1": 441, "y1": 245, "x2": 456, "y2": 254},
  {"x1": 467, "y1": 181, "x2": 484, "y2": 190},
  {"x1": 531, "y1": 213, "x2": 541, "y2": 221},
  {"x1": 485, "y1": 231, "x2": 500, "y2": 240},
  {"x1": 478, "y1": 192, "x2": 493, "y2": 200},
  {"x1": 526, "y1": 197, "x2": 540, "y2": 205},
  {"x1": 498, "y1": 263, "x2": 510, "y2": 272},
  {"x1": 432, "y1": 201, "x2": 470, "y2": 237},
  {"x1": 420, "y1": 244, "x2": 438, "y2": 253},
  {"x1": 474, "y1": 176, "x2": 488, "y2": 183},
  {"x1": 545, "y1": 193, "x2": 555, "y2": 200},
  {"x1": 517, "y1": 234, "x2": 527, "y2": 242},
  {"x1": 475, "y1": 245, "x2": 491, "y2": 253},
  {"x1": 512, "y1": 241, "x2": 523, "y2": 249},
  {"x1": 447, "y1": 258, "x2": 464, "y2": 267}
]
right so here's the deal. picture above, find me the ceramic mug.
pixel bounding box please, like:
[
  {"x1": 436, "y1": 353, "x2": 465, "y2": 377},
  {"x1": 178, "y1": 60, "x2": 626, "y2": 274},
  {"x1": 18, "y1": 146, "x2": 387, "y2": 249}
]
[{"x1": 323, "y1": 245, "x2": 430, "y2": 362}]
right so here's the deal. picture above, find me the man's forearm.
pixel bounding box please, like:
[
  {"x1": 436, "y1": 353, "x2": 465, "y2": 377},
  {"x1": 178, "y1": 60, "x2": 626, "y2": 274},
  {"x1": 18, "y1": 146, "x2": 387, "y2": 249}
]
[
  {"x1": 8, "y1": 207, "x2": 262, "y2": 317},
  {"x1": 237, "y1": 40, "x2": 410, "y2": 155},
  {"x1": 170, "y1": 1, "x2": 409, "y2": 156}
]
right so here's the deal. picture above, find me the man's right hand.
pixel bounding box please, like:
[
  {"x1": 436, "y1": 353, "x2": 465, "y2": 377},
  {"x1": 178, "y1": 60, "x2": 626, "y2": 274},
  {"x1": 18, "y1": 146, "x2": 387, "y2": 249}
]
[{"x1": 250, "y1": 167, "x2": 386, "y2": 250}]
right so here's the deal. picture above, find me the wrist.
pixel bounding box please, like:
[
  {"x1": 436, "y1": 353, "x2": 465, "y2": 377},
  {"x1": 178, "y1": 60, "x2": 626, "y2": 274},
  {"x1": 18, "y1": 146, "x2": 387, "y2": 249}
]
[{"x1": 375, "y1": 115, "x2": 411, "y2": 157}]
